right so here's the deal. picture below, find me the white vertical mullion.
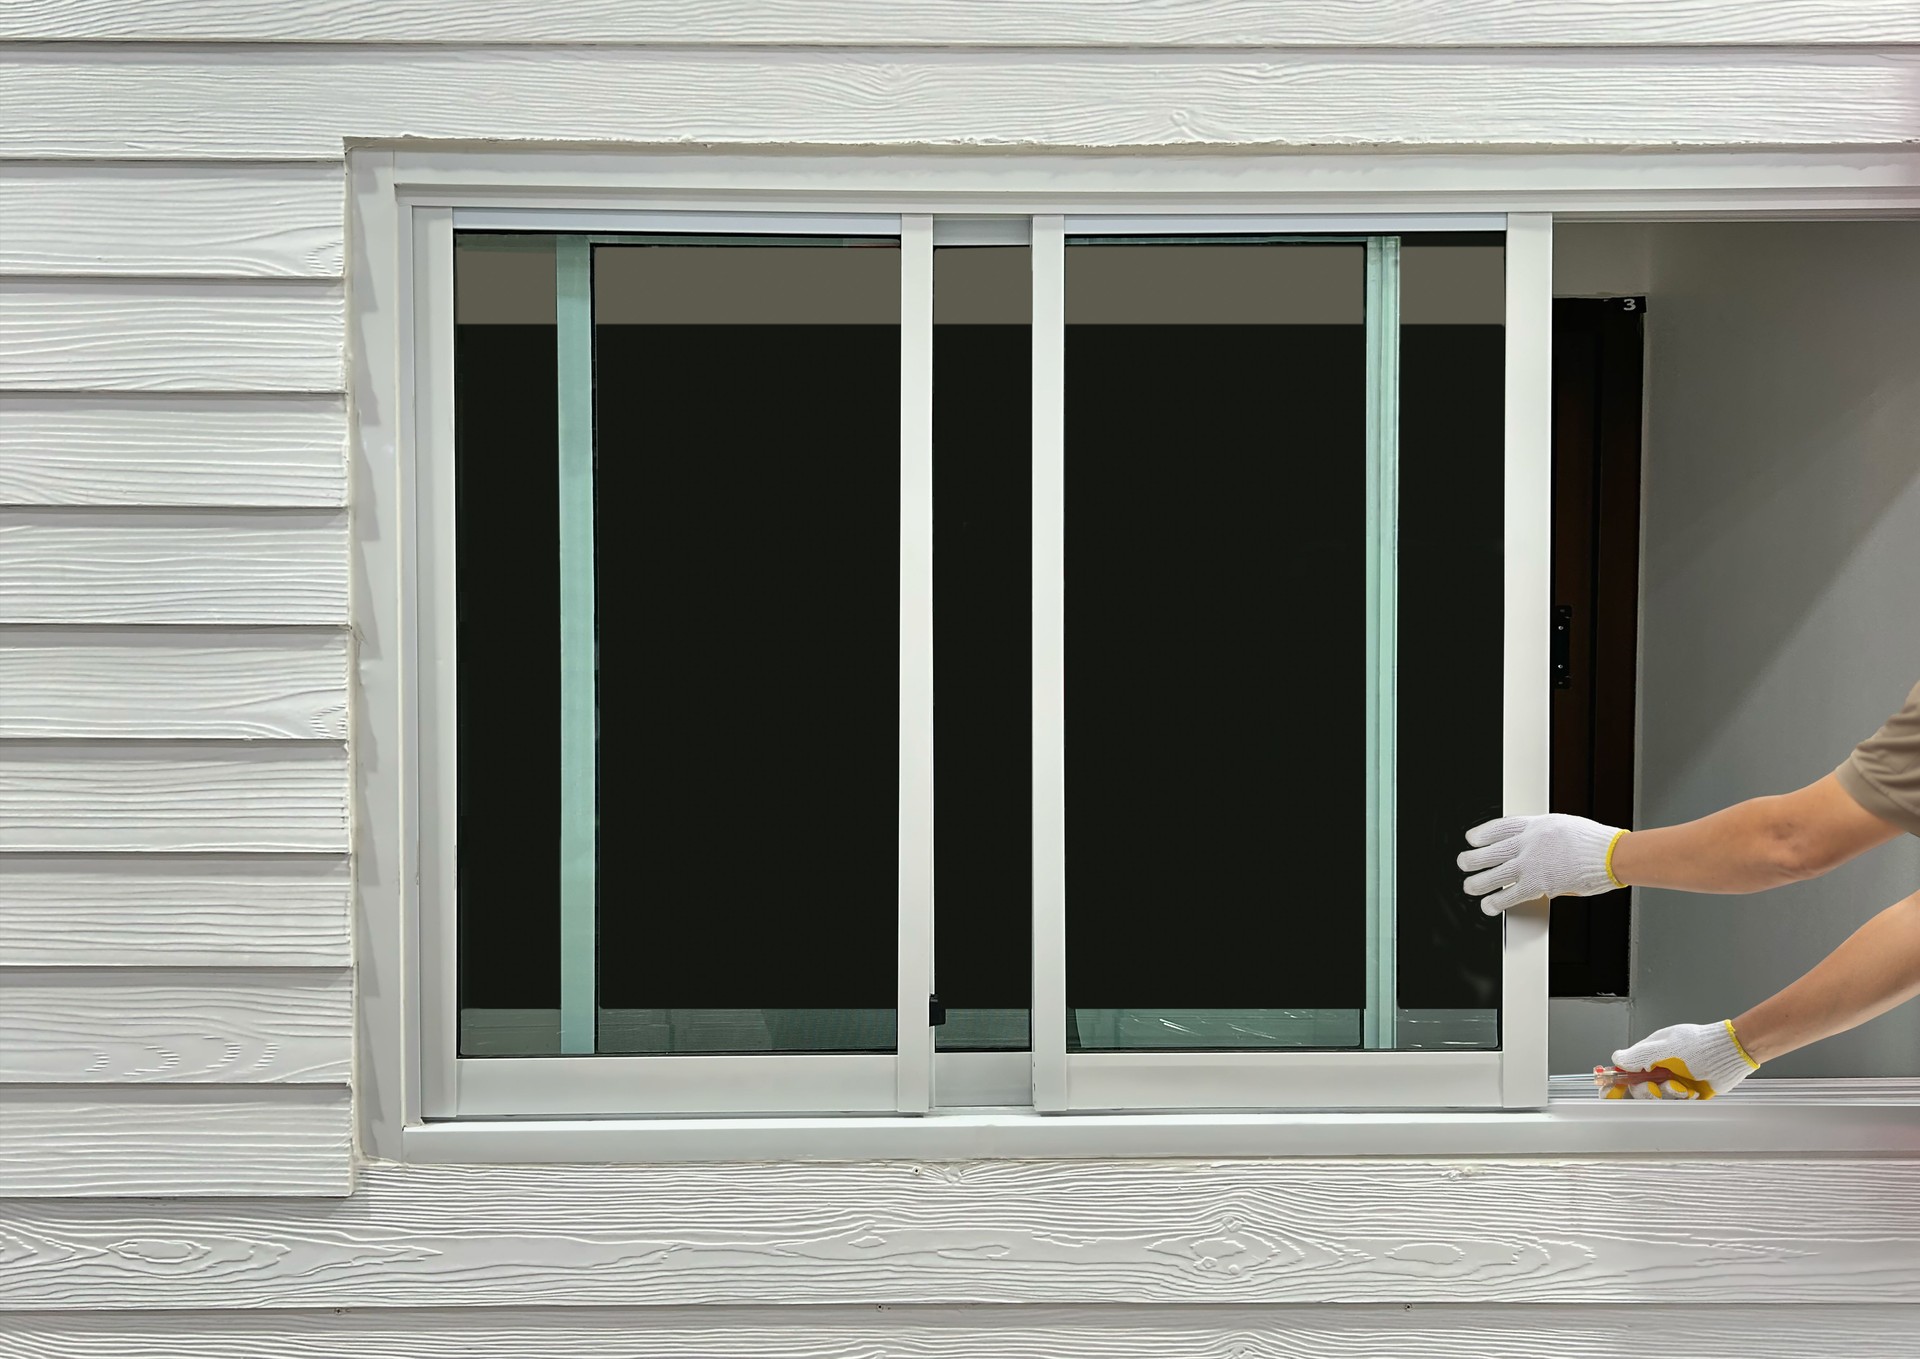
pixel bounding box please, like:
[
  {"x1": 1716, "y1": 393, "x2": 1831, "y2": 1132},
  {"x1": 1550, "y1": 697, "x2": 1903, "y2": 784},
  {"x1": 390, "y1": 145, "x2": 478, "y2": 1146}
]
[
  {"x1": 1501, "y1": 213, "x2": 1554, "y2": 1109},
  {"x1": 410, "y1": 204, "x2": 460, "y2": 1119},
  {"x1": 1031, "y1": 216, "x2": 1069, "y2": 1112},
  {"x1": 896, "y1": 215, "x2": 935, "y2": 1114}
]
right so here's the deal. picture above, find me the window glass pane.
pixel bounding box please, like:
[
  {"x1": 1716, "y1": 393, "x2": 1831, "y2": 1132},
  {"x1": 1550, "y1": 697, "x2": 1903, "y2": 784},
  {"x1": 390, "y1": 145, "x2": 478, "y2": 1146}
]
[
  {"x1": 1394, "y1": 238, "x2": 1505, "y2": 1049},
  {"x1": 1063, "y1": 241, "x2": 1370, "y2": 1052},
  {"x1": 1059, "y1": 236, "x2": 1507, "y2": 1054},
  {"x1": 453, "y1": 232, "x2": 903, "y2": 1057},
  {"x1": 455, "y1": 235, "x2": 562, "y2": 1057},
  {"x1": 934, "y1": 243, "x2": 1031, "y2": 1052},
  {"x1": 593, "y1": 239, "x2": 902, "y2": 1055}
]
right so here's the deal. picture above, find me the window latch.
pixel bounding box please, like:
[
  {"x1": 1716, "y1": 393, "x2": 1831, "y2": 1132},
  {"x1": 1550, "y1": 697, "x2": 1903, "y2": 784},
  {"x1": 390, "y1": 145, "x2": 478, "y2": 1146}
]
[{"x1": 929, "y1": 994, "x2": 947, "y2": 1027}]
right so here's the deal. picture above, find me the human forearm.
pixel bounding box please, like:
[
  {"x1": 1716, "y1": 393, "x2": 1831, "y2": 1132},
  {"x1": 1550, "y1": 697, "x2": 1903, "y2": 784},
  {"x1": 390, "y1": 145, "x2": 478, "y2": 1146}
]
[
  {"x1": 1609, "y1": 797, "x2": 1810, "y2": 894},
  {"x1": 1733, "y1": 889, "x2": 1920, "y2": 1064},
  {"x1": 1611, "y1": 774, "x2": 1901, "y2": 894}
]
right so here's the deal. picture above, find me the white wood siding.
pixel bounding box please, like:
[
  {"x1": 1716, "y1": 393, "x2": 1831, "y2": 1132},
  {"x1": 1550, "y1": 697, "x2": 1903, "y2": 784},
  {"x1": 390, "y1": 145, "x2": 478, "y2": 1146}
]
[
  {"x1": 0, "y1": 972, "x2": 353, "y2": 1083},
  {"x1": 0, "y1": 164, "x2": 345, "y2": 278},
  {"x1": 0, "y1": 748, "x2": 350, "y2": 853},
  {"x1": 6, "y1": 1158, "x2": 1920, "y2": 1307},
  {"x1": 0, "y1": 396, "x2": 347, "y2": 507},
  {"x1": 0, "y1": 860, "x2": 351, "y2": 968},
  {"x1": 3, "y1": 50, "x2": 1916, "y2": 159},
  {"x1": 0, "y1": 1089, "x2": 353, "y2": 1197},
  {"x1": 0, "y1": 281, "x2": 343, "y2": 391},
  {"x1": 0, "y1": 516, "x2": 348, "y2": 624},
  {"x1": 7, "y1": 0, "x2": 1919, "y2": 46},
  {"x1": 6, "y1": 1303, "x2": 1919, "y2": 1359},
  {"x1": 0, "y1": 4, "x2": 1916, "y2": 1355},
  {"x1": 0, "y1": 633, "x2": 349, "y2": 739}
]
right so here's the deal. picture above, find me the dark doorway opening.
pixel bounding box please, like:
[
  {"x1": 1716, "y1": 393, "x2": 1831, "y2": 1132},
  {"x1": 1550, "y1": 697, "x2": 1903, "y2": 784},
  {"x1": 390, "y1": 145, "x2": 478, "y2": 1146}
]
[{"x1": 1550, "y1": 297, "x2": 1645, "y2": 997}]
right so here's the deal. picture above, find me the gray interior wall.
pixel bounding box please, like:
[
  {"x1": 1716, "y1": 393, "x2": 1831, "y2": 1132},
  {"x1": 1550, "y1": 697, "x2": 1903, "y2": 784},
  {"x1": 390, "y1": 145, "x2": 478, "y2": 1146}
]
[{"x1": 1633, "y1": 220, "x2": 1920, "y2": 1076}]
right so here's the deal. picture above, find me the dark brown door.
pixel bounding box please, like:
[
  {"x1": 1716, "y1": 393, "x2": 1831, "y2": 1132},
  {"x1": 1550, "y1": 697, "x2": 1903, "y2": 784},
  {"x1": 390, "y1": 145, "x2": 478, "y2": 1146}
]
[{"x1": 1550, "y1": 298, "x2": 1645, "y2": 996}]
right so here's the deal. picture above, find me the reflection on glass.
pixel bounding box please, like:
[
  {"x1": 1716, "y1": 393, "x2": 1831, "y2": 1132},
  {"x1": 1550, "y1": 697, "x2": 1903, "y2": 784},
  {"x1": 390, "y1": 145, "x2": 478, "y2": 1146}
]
[{"x1": 934, "y1": 244, "x2": 1032, "y2": 1052}]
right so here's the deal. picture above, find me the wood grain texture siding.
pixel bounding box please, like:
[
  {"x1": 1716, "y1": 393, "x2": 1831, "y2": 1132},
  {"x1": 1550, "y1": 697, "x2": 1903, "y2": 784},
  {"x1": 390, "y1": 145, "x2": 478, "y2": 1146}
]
[
  {"x1": 0, "y1": 280, "x2": 343, "y2": 391},
  {"x1": 0, "y1": 748, "x2": 348, "y2": 853},
  {"x1": 0, "y1": 971, "x2": 352, "y2": 1083},
  {"x1": 0, "y1": 514, "x2": 348, "y2": 624},
  {"x1": 0, "y1": 395, "x2": 347, "y2": 507},
  {"x1": 0, "y1": 633, "x2": 349, "y2": 739},
  {"x1": 0, "y1": 165, "x2": 343, "y2": 278},
  {"x1": 0, "y1": 859, "x2": 351, "y2": 967},
  {"x1": 8, "y1": 1159, "x2": 1920, "y2": 1309},
  {"x1": 4, "y1": 0, "x2": 1918, "y2": 46},
  {"x1": 4, "y1": 1304, "x2": 1919, "y2": 1358},
  {"x1": 0, "y1": 1087, "x2": 352, "y2": 1197},
  {"x1": 2, "y1": 49, "x2": 1917, "y2": 158}
]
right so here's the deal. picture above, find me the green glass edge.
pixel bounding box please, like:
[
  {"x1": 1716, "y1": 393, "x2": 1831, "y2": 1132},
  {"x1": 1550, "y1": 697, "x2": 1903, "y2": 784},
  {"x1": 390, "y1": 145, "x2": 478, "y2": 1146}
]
[
  {"x1": 556, "y1": 237, "x2": 598, "y2": 1056},
  {"x1": 1363, "y1": 236, "x2": 1401, "y2": 1051}
]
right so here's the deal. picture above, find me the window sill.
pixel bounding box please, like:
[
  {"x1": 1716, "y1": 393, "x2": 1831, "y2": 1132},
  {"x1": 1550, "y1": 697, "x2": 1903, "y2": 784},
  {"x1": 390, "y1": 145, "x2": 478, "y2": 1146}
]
[{"x1": 403, "y1": 1077, "x2": 1920, "y2": 1164}]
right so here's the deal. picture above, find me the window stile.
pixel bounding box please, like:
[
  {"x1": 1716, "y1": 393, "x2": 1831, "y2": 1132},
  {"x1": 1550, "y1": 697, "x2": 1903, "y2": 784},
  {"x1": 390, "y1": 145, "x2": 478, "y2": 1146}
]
[
  {"x1": 897, "y1": 215, "x2": 937, "y2": 1113},
  {"x1": 1499, "y1": 214, "x2": 1555, "y2": 1109},
  {"x1": 1029, "y1": 216, "x2": 1070, "y2": 1113}
]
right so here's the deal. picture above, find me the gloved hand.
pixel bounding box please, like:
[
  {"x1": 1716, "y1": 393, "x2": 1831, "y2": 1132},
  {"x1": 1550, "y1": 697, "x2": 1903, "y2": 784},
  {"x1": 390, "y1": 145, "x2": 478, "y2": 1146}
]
[
  {"x1": 1456, "y1": 813, "x2": 1628, "y2": 916},
  {"x1": 1595, "y1": 1020, "x2": 1761, "y2": 1100}
]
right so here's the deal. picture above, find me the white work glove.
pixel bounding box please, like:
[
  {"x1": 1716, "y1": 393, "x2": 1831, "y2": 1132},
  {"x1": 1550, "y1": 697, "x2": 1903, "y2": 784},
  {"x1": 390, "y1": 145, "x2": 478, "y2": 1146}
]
[
  {"x1": 1595, "y1": 1020, "x2": 1761, "y2": 1100},
  {"x1": 1456, "y1": 813, "x2": 1628, "y2": 916}
]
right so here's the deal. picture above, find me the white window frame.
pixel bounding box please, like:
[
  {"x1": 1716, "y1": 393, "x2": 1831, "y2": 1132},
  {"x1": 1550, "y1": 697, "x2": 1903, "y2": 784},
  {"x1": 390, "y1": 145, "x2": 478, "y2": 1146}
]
[
  {"x1": 349, "y1": 146, "x2": 1920, "y2": 1164},
  {"x1": 412, "y1": 209, "x2": 936, "y2": 1119}
]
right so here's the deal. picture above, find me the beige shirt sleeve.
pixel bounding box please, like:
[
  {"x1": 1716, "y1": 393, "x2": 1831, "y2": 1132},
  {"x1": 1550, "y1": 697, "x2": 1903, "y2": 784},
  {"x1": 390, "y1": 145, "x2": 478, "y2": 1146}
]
[{"x1": 1836, "y1": 680, "x2": 1920, "y2": 837}]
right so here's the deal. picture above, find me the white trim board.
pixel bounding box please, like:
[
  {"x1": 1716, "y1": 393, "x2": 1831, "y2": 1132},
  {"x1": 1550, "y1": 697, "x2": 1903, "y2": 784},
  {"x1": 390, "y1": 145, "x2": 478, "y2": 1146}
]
[
  {"x1": 392, "y1": 148, "x2": 1920, "y2": 220},
  {"x1": 6, "y1": 1, "x2": 1919, "y2": 45},
  {"x1": 8, "y1": 49, "x2": 1920, "y2": 159},
  {"x1": 9, "y1": 1304, "x2": 1920, "y2": 1359},
  {"x1": 407, "y1": 1082, "x2": 1920, "y2": 1165},
  {"x1": 11, "y1": 1156, "x2": 1920, "y2": 1309}
]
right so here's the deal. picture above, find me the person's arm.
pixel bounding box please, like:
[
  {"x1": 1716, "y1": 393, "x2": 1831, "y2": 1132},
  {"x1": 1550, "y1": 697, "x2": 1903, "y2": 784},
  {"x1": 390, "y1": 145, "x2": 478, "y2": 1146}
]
[
  {"x1": 1732, "y1": 887, "x2": 1920, "y2": 1064},
  {"x1": 1595, "y1": 886, "x2": 1920, "y2": 1100},
  {"x1": 1459, "y1": 773, "x2": 1901, "y2": 914},
  {"x1": 1610, "y1": 773, "x2": 1902, "y2": 894}
]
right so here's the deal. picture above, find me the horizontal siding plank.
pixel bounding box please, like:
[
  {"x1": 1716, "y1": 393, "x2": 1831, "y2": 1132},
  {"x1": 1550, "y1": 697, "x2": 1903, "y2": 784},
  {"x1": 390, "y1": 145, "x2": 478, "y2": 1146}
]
[
  {"x1": 0, "y1": 858, "x2": 351, "y2": 967},
  {"x1": 0, "y1": 395, "x2": 347, "y2": 507},
  {"x1": 0, "y1": 165, "x2": 343, "y2": 278},
  {"x1": 0, "y1": 1087, "x2": 351, "y2": 1197},
  {"x1": 3, "y1": 1, "x2": 1917, "y2": 46},
  {"x1": 7, "y1": 1159, "x2": 1920, "y2": 1309},
  {"x1": 0, "y1": 280, "x2": 343, "y2": 392},
  {"x1": 0, "y1": 633, "x2": 349, "y2": 739},
  {"x1": 2, "y1": 49, "x2": 1917, "y2": 158},
  {"x1": 0, "y1": 971, "x2": 352, "y2": 1083},
  {"x1": 0, "y1": 748, "x2": 348, "y2": 853},
  {"x1": 0, "y1": 514, "x2": 348, "y2": 624},
  {"x1": 5, "y1": 1304, "x2": 1920, "y2": 1359}
]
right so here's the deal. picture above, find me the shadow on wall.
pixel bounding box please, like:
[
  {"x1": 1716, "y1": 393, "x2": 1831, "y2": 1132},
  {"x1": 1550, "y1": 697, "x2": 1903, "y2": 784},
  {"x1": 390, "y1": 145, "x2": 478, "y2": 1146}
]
[{"x1": 1634, "y1": 220, "x2": 1920, "y2": 1077}]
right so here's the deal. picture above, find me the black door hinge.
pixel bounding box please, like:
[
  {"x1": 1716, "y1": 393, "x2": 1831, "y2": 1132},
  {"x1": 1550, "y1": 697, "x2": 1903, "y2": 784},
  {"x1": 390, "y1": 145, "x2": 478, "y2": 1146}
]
[
  {"x1": 929, "y1": 994, "x2": 947, "y2": 1027},
  {"x1": 1552, "y1": 604, "x2": 1574, "y2": 689}
]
